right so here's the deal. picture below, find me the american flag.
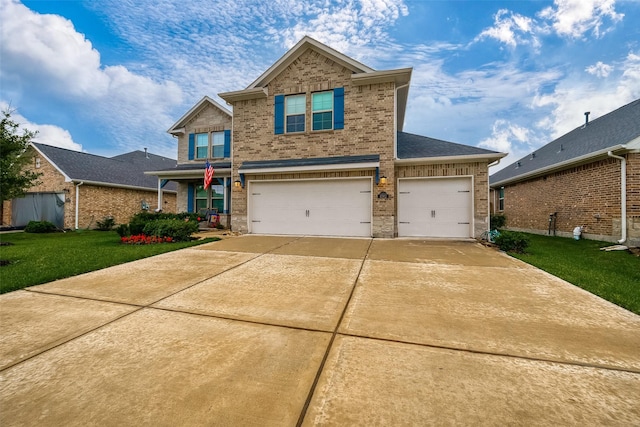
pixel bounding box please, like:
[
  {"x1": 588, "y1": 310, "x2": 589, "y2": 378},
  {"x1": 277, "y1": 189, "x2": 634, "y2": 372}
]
[{"x1": 204, "y1": 160, "x2": 214, "y2": 189}]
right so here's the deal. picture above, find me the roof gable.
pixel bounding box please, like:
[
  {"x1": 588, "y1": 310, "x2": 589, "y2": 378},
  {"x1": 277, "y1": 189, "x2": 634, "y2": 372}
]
[
  {"x1": 32, "y1": 143, "x2": 177, "y2": 191},
  {"x1": 247, "y1": 36, "x2": 375, "y2": 89},
  {"x1": 491, "y1": 98, "x2": 640, "y2": 185},
  {"x1": 167, "y1": 96, "x2": 232, "y2": 135}
]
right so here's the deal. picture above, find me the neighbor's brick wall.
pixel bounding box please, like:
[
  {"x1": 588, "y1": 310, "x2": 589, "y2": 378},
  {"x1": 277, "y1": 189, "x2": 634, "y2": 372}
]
[
  {"x1": 230, "y1": 48, "x2": 396, "y2": 236},
  {"x1": 396, "y1": 161, "x2": 490, "y2": 238},
  {"x1": 75, "y1": 185, "x2": 176, "y2": 229},
  {"x1": 3, "y1": 147, "x2": 176, "y2": 229},
  {"x1": 176, "y1": 103, "x2": 232, "y2": 164},
  {"x1": 501, "y1": 154, "x2": 639, "y2": 245}
]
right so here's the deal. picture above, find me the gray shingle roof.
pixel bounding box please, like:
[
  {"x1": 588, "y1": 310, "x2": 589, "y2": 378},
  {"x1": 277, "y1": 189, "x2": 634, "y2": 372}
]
[
  {"x1": 397, "y1": 131, "x2": 500, "y2": 158},
  {"x1": 490, "y1": 98, "x2": 640, "y2": 185},
  {"x1": 33, "y1": 143, "x2": 177, "y2": 191}
]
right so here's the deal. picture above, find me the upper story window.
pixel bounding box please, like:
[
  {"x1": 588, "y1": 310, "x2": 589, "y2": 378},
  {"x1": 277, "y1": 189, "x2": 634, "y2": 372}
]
[
  {"x1": 212, "y1": 132, "x2": 225, "y2": 158},
  {"x1": 274, "y1": 87, "x2": 344, "y2": 135},
  {"x1": 188, "y1": 130, "x2": 231, "y2": 160},
  {"x1": 195, "y1": 133, "x2": 208, "y2": 159},
  {"x1": 312, "y1": 91, "x2": 333, "y2": 131},
  {"x1": 286, "y1": 95, "x2": 306, "y2": 133}
]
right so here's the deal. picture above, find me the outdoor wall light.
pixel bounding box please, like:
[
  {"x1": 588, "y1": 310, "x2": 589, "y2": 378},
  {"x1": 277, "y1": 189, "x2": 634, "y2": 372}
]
[
  {"x1": 379, "y1": 175, "x2": 388, "y2": 185},
  {"x1": 234, "y1": 180, "x2": 242, "y2": 188}
]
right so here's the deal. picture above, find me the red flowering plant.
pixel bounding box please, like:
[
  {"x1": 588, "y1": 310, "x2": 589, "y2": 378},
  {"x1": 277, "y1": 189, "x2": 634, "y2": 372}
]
[{"x1": 120, "y1": 234, "x2": 173, "y2": 245}]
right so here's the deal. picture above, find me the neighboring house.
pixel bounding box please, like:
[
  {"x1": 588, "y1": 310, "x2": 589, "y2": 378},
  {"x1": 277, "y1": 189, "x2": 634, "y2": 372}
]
[
  {"x1": 490, "y1": 98, "x2": 640, "y2": 246},
  {"x1": 1, "y1": 143, "x2": 178, "y2": 230},
  {"x1": 150, "y1": 36, "x2": 504, "y2": 238},
  {"x1": 147, "y1": 96, "x2": 233, "y2": 227}
]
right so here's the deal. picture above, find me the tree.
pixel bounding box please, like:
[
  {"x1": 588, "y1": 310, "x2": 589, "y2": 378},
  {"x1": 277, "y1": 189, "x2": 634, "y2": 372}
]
[{"x1": 0, "y1": 110, "x2": 42, "y2": 202}]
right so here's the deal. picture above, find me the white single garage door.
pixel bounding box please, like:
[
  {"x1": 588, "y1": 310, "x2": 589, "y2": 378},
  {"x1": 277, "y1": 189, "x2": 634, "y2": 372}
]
[
  {"x1": 398, "y1": 177, "x2": 472, "y2": 238},
  {"x1": 249, "y1": 178, "x2": 372, "y2": 237}
]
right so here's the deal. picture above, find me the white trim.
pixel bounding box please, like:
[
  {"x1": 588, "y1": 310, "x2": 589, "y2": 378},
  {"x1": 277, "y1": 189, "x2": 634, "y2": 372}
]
[
  {"x1": 167, "y1": 96, "x2": 232, "y2": 134},
  {"x1": 351, "y1": 68, "x2": 412, "y2": 86},
  {"x1": 70, "y1": 179, "x2": 177, "y2": 193},
  {"x1": 218, "y1": 87, "x2": 268, "y2": 104},
  {"x1": 395, "y1": 152, "x2": 506, "y2": 165},
  {"x1": 239, "y1": 161, "x2": 379, "y2": 175},
  {"x1": 145, "y1": 168, "x2": 232, "y2": 179},
  {"x1": 30, "y1": 143, "x2": 71, "y2": 181}
]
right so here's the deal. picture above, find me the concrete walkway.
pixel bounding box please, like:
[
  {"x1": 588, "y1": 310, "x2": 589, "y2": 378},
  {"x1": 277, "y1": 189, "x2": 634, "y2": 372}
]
[{"x1": 1, "y1": 236, "x2": 639, "y2": 426}]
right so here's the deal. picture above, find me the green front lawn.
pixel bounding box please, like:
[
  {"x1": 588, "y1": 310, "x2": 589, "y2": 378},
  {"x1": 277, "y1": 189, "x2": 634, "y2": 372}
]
[
  {"x1": 0, "y1": 231, "x2": 219, "y2": 294},
  {"x1": 507, "y1": 233, "x2": 640, "y2": 315}
]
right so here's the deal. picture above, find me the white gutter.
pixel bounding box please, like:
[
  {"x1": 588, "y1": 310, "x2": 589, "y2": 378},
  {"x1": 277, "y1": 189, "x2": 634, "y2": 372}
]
[
  {"x1": 395, "y1": 152, "x2": 506, "y2": 165},
  {"x1": 394, "y1": 81, "x2": 410, "y2": 159},
  {"x1": 75, "y1": 181, "x2": 83, "y2": 230},
  {"x1": 239, "y1": 161, "x2": 379, "y2": 175},
  {"x1": 607, "y1": 151, "x2": 627, "y2": 244}
]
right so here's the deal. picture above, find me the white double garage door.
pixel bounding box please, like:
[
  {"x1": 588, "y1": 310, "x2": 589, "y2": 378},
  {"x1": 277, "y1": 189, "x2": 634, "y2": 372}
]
[{"x1": 248, "y1": 177, "x2": 472, "y2": 238}]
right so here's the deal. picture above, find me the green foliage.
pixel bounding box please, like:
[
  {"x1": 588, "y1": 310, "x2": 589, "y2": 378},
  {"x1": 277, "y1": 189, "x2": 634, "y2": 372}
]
[
  {"x1": 24, "y1": 220, "x2": 57, "y2": 233},
  {"x1": 490, "y1": 214, "x2": 506, "y2": 230},
  {"x1": 510, "y1": 233, "x2": 640, "y2": 315},
  {"x1": 0, "y1": 231, "x2": 219, "y2": 294},
  {"x1": 0, "y1": 110, "x2": 42, "y2": 202},
  {"x1": 128, "y1": 212, "x2": 198, "y2": 235},
  {"x1": 142, "y1": 219, "x2": 199, "y2": 242},
  {"x1": 96, "y1": 216, "x2": 116, "y2": 231},
  {"x1": 115, "y1": 223, "x2": 130, "y2": 237},
  {"x1": 494, "y1": 230, "x2": 529, "y2": 253}
]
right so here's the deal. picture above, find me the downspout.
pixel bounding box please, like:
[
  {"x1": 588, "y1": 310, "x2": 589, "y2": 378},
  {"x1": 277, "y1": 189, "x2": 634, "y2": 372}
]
[
  {"x1": 394, "y1": 82, "x2": 410, "y2": 160},
  {"x1": 607, "y1": 151, "x2": 626, "y2": 244},
  {"x1": 75, "y1": 181, "x2": 84, "y2": 230}
]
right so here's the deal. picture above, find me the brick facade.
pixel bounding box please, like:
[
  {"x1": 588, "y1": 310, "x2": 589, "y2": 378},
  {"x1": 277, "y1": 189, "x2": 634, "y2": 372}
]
[
  {"x1": 496, "y1": 153, "x2": 639, "y2": 245},
  {"x1": 175, "y1": 102, "x2": 232, "y2": 164},
  {"x1": 1, "y1": 147, "x2": 176, "y2": 229},
  {"x1": 230, "y1": 48, "x2": 396, "y2": 236}
]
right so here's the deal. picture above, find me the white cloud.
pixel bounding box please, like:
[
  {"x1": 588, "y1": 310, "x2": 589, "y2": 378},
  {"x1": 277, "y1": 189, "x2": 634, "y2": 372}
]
[
  {"x1": 0, "y1": 0, "x2": 183, "y2": 155},
  {"x1": 585, "y1": 61, "x2": 613, "y2": 77},
  {"x1": 1, "y1": 101, "x2": 82, "y2": 151},
  {"x1": 476, "y1": 9, "x2": 538, "y2": 48},
  {"x1": 538, "y1": 0, "x2": 623, "y2": 39}
]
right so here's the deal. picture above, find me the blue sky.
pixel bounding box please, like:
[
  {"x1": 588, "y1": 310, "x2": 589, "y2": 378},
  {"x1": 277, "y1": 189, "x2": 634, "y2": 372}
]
[{"x1": 2, "y1": 0, "x2": 639, "y2": 172}]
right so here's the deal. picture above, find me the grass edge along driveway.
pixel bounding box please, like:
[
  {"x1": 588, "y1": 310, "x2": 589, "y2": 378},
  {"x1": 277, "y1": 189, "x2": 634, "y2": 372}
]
[
  {"x1": 507, "y1": 233, "x2": 640, "y2": 315},
  {"x1": 0, "y1": 230, "x2": 219, "y2": 294}
]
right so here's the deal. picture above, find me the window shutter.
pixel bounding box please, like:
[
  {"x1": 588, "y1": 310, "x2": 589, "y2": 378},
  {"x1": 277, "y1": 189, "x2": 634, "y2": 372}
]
[
  {"x1": 188, "y1": 134, "x2": 195, "y2": 160},
  {"x1": 274, "y1": 95, "x2": 284, "y2": 134},
  {"x1": 334, "y1": 87, "x2": 344, "y2": 130},
  {"x1": 187, "y1": 183, "x2": 194, "y2": 213},
  {"x1": 223, "y1": 130, "x2": 231, "y2": 157}
]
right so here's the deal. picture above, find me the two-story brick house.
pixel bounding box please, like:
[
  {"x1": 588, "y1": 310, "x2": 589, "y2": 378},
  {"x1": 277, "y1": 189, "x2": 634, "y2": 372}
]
[{"x1": 151, "y1": 37, "x2": 504, "y2": 238}]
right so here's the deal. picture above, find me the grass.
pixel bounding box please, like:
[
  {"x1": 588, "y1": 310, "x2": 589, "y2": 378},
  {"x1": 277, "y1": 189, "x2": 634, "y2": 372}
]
[
  {"x1": 0, "y1": 230, "x2": 219, "y2": 294},
  {"x1": 506, "y1": 233, "x2": 640, "y2": 315}
]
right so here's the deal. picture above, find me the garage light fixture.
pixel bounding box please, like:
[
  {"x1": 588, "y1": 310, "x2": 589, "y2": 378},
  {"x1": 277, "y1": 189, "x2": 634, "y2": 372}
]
[
  {"x1": 234, "y1": 180, "x2": 242, "y2": 188},
  {"x1": 379, "y1": 175, "x2": 387, "y2": 185}
]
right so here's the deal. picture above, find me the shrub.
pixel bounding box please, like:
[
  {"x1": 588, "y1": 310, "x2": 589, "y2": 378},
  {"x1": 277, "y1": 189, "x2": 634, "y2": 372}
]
[
  {"x1": 490, "y1": 214, "x2": 506, "y2": 230},
  {"x1": 24, "y1": 221, "x2": 57, "y2": 233},
  {"x1": 494, "y1": 231, "x2": 529, "y2": 253},
  {"x1": 128, "y1": 212, "x2": 198, "y2": 235},
  {"x1": 142, "y1": 219, "x2": 198, "y2": 242},
  {"x1": 96, "y1": 216, "x2": 116, "y2": 231},
  {"x1": 115, "y1": 223, "x2": 130, "y2": 237},
  {"x1": 120, "y1": 234, "x2": 173, "y2": 245}
]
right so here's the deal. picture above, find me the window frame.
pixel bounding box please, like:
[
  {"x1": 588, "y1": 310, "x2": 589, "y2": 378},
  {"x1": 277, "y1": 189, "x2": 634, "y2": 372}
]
[
  {"x1": 195, "y1": 133, "x2": 209, "y2": 159},
  {"x1": 312, "y1": 91, "x2": 334, "y2": 131},
  {"x1": 285, "y1": 94, "x2": 306, "y2": 133},
  {"x1": 211, "y1": 131, "x2": 225, "y2": 159},
  {"x1": 498, "y1": 187, "x2": 504, "y2": 211}
]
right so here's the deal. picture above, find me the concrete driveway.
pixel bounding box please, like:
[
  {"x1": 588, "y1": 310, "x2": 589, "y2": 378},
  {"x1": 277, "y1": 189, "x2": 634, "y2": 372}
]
[{"x1": 1, "y1": 236, "x2": 639, "y2": 426}]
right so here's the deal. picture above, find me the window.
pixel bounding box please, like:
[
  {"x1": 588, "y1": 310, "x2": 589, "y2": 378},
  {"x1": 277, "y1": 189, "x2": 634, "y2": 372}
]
[
  {"x1": 499, "y1": 187, "x2": 504, "y2": 211},
  {"x1": 312, "y1": 91, "x2": 333, "y2": 130},
  {"x1": 195, "y1": 184, "x2": 224, "y2": 213},
  {"x1": 286, "y1": 95, "x2": 306, "y2": 133},
  {"x1": 212, "y1": 132, "x2": 224, "y2": 158},
  {"x1": 195, "y1": 133, "x2": 208, "y2": 159}
]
